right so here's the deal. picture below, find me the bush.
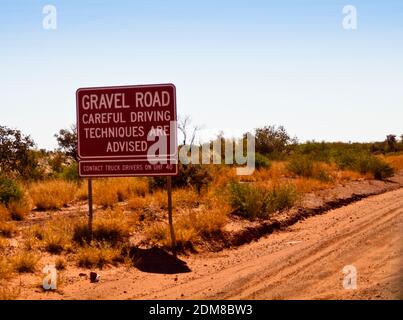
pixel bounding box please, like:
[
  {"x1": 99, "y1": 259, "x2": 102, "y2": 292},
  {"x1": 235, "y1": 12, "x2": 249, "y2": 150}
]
[
  {"x1": 0, "y1": 257, "x2": 12, "y2": 281},
  {"x1": 228, "y1": 181, "x2": 298, "y2": 220},
  {"x1": 93, "y1": 178, "x2": 148, "y2": 207},
  {"x1": 0, "y1": 176, "x2": 22, "y2": 206},
  {"x1": 11, "y1": 253, "x2": 38, "y2": 273},
  {"x1": 0, "y1": 220, "x2": 16, "y2": 238},
  {"x1": 254, "y1": 125, "x2": 297, "y2": 157},
  {"x1": 335, "y1": 151, "x2": 394, "y2": 180},
  {"x1": 43, "y1": 233, "x2": 67, "y2": 254},
  {"x1": 76, "y1": 244, "x2": 123, "y2": 269},
  {"x1": 254, "y1": 153, "x2": 271, "y2": 170},
  {"x1": 286, "y1": 156, "x2": 332, "y2": 182},
  {"x1": 55, "y1": 257, "x2": 67, "y2": 270},
  {"x1": 144, "y1": 198, "x2": 228, "y2": 248},
  {"x1": 73, "y1": 209, "x2": 130, "y2": 247},
  {"x1": 60, "y1": 162, "x2": 80, "y2": 182},
  {"x1": 287, "y1": 156, "x2": 314, "y2": 178},
  {"x1": 357, "y1": 156, "x2": 394, "y2": 180},
  {"x1": 0, "y1": 126, "x2": 38, "y2": 179},
  {"x1": 93, "y1": 219, "x2": 129, "y2": 246},
  {"x1": 39, "y1": 218, "x2": 75, "y2": 254},
  {"x1": 144, "y1": 221, "x2": 197, "y2": 248},
  {"x1": 0, "y1": 205, "x2": 9, "y2": 221},
  {"x1": 28, "y1": 180, "x2": 77, "y2": 210},
  {"x1": 7, "y1": 199, "x2": 31, "y2": 221}
]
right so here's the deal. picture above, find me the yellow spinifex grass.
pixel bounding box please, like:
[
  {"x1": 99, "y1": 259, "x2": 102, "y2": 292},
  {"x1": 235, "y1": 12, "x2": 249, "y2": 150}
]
[{"x1": 28, "y1": 180, "x2": 77, "y2": 210}]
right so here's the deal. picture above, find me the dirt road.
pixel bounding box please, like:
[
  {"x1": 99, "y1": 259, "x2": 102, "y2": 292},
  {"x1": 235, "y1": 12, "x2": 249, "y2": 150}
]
[{"x1": 22, "y1": 187, "x2": 403, "y2": 300}]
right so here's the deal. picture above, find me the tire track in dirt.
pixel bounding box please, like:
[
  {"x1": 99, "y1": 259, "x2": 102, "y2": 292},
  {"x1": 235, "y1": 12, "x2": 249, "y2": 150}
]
[
  {"x1": 231, "y1": 200, "x2": 403, "y2": 299},
  {"x1": 137, "y1": 188, "x2": 403, "y2": 300}
]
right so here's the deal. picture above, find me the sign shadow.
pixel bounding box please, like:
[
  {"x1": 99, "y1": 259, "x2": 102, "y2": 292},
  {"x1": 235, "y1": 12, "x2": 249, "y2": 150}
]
[{"x1": 129, "y1": 247, "x2": 191, "y2": 274}]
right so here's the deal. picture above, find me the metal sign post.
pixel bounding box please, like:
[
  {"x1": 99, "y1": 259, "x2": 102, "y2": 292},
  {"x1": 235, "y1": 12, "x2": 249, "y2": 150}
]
[
  {"x1": 167, "y1": 176, "x2": 176, "y2": 254},
  {"x1": 87, "y1": 178, "x2": 93, "y2": 241}
]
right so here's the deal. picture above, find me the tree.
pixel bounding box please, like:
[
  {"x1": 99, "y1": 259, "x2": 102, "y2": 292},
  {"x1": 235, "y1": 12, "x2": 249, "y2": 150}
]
[
  {"x1": 385, "y1": 134, "x2": 397, "y2": 153},
  {"x1": 177, "y1": 115, "x2": 202, "y2": 147},
  {"x1": 55, "y1": 124, "x2": 78, "y2": 161},
  {"x1": 254, "y1": 125, "x2": 297, "y2": 156},
  {"x1": 0, "y1": 125, "x2": 37, "y2": 178}
]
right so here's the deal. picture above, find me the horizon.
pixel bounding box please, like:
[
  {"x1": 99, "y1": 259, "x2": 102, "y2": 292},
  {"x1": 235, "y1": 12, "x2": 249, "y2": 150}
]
[{"x1": 1, "y1": 0, "x2": 402, "y2": 149}]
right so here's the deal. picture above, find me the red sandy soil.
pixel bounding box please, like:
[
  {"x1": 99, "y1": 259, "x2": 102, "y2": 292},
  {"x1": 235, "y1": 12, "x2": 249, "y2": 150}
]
[{"x1": 12, "y1": 175, "x2": 403, "y2": 300}]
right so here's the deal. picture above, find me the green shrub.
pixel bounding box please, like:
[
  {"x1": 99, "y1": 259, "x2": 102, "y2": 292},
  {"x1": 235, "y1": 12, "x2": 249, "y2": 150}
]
[
  {"x1": 296, "y1": 141, "x2": 332, "y2": 162},
  {"x1": 286, "y1": 156, "x2": 314, "y2": 178},
  {"x1": 0, "y1": 176, "x2": 22, "y2": 206},
  {"x1": 60, "y1": 162, "x2": 79, "y2": 182},
  {"x1": 358, "y1": 156, "x2": 394, "y2": 180},
  {"x1": 334, "y1": 150, "x2": 358, "y2": 170},
  {"x1": 254, "y1": 153, "x2": 271, "y2": 170},
  {"x1": 270, "y1": 184, "x2": 299, "y2": 211},
  {"x1": 335, "y1": 151, "x2": 394, "y2": 180},
  {"x1": 228, "y1": 181, "x2": 298, "y2": 220}
]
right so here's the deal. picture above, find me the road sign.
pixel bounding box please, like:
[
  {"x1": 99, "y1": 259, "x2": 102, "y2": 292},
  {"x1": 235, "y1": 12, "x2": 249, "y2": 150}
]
[
  {"x1": 76, "y1": 84, "x2": 178, "y2": 177},
  {"x1": 78, "y1": 159, "x2": 177, "y2": 177}
]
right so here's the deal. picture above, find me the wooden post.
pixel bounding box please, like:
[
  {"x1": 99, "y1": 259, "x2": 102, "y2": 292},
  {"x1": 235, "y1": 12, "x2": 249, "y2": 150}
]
[
  {"x1": 167, "y1": 176, "x2": 176, "y2": 255},
  {"x1": 87, "y1": 178, "x2": 93, "y2": 242}
]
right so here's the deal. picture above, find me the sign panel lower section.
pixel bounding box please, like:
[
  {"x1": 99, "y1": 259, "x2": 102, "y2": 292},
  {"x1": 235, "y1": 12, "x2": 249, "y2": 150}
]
[{"x1": 79, "y1": 159, "x2": 178, "y2": 177}]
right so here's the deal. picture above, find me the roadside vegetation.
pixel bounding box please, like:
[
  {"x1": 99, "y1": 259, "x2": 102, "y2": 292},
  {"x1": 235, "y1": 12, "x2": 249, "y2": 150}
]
[{"x1": 0, "y1": 123, "x2": 402, "y2": 297}]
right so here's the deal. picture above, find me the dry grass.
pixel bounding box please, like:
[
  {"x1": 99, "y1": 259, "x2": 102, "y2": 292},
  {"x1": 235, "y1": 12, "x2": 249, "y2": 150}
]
[
  {"x1": 7, "y1": 198, "x2": 32, "y2": 221},
  {"x1": 127, "y1": 195, "x2": 152, "y2": 211},
  {"x1": 173, "y1": 188, "x2": 201, "y2": 208},
  {"x1": 129, "y1": 188, "x2": 202, "y2": 212},
  {"x1": 42, "y1": 218, "x2": 75, "y2": 254},
  {"x1": 209, "y1": 165, "x2": 238, "y2": 189},
  {"x1": 23, "y1": 225, "x2": 45, "y2": 251},
  {"x1": 0, "y1": 257, "x2": 12, "y2": 281},
  {"x1": 145, "y1": 197, "x2": 229, "y2": 247},
  {"x1": 145, "y1": 222, "x2": 197, "y2": 248},
  {"x1": 28, "y1": 180, "x2": 77, "y2": 210},
  {"x1": 76, "y1": 244, "x2": 123, "y2": 269},
  {"x1": 73, "y1": 208, "x2": 131, "y2": 247},
  {"x1": 187, "y1": 207, "x2": 228, "y2": 236},
  {"x1": 75, "y1": 183, "x2": 88, "y2": 201},
  {"x1": 382, "y1": 154, "x2": 403, "y2": 170},
  {"x1": 93, "y1": 178, "x2": 149, "y2": 207},
  {"x1": 128, "y1": 190, "x2": 166, "y2": 210},
  {"x1": 22, "y1": 218, "x2": 75, "y2": 254},
  {"x1": 292, "y1": 178, "x2": 333, "y2": 194},
  {"x1": 0, "y1": 286, "x2": 20, "y2": 300},
  {"x1": 11, "y1": 252, "x2": 38, "y2": 273},
  {"x1": 242, "y1": 162, "x2": 288, "y2": 182},
  {"x1": 335, "y1": 169, "x2": 367, "y2": 181},
  {"x1": 55, "y1": 257, "x2": 67, "y2": 270},
  {"x1": 0, "y1": 205, "x2": 9, "y2": 220},
  {"x1": 0, "y1": 238, "x2": 8, "y2": 251},
  {"x1": 0, "y1": 220, "x2": 16, "y2": 238}
]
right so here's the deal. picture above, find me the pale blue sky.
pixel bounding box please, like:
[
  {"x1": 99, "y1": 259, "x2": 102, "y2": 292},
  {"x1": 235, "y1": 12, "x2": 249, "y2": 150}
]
[{"x1": 1, "y1": 0, "x2": 402, "y2": 149}]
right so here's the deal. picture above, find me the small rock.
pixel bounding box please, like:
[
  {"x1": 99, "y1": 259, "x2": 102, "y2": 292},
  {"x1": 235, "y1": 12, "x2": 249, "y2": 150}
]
[
  {"x1": 79, "y1": 273, "x2": 87, "y2": 277},
  {"x1": 90, "y1": 272, "x2": 100, "y2": 283},
  {"x1": 174, "y1": 277, "x2": 178, "y2": 282}
]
